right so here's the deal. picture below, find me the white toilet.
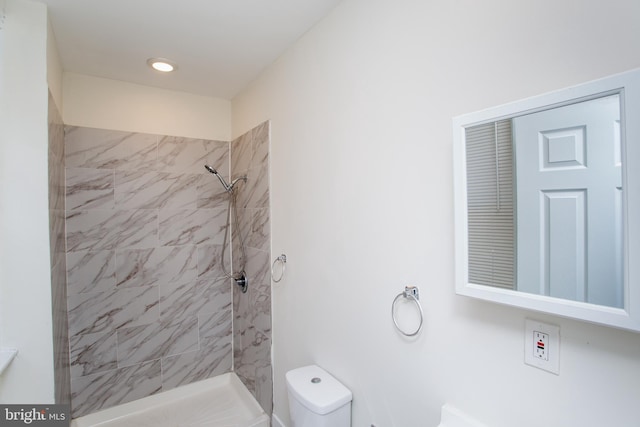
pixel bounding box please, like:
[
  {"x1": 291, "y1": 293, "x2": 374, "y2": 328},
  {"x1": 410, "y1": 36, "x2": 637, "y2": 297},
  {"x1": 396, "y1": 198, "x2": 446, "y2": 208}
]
[{"x1": 286, "y1": 365, "x2": 353, "y2": 427}]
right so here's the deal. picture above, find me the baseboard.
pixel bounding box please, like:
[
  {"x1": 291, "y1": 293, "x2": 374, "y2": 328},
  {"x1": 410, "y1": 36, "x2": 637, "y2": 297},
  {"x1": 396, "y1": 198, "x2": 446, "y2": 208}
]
[{"x1": 271, "y1": 413, "x2": 286, "y2": 427}]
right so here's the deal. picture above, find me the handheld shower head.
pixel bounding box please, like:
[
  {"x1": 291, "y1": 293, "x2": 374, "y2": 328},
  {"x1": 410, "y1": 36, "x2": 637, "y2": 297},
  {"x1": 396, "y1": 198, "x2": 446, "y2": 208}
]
[{"x1": 205, "y1": 164, "x2": 236, "y2": 193}]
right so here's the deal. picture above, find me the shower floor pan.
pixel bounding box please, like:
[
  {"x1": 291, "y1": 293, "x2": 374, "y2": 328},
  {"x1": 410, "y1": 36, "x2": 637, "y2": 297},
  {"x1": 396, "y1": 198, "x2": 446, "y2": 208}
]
[{"x1": 71, "y1": 372, "x2": 270, "y2": 427}]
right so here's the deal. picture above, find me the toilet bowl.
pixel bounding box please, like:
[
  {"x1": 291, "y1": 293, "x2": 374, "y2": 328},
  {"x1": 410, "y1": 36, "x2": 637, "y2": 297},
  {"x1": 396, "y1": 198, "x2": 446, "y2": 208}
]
[{"x1": 286, "y1": 365, "x2": 352, "y2": 427}]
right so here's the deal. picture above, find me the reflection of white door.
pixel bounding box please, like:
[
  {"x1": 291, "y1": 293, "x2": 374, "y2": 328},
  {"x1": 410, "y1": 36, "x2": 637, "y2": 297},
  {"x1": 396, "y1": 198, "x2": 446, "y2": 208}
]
[{"x1": 513, "y1": 95, "x2": 622, "y2": 307}]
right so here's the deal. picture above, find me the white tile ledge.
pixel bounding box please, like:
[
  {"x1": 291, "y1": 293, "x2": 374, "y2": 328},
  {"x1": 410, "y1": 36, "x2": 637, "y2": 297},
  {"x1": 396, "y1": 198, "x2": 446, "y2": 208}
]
[{"x1": 0, "y1": 348, "x2": 18, "y2": 376}]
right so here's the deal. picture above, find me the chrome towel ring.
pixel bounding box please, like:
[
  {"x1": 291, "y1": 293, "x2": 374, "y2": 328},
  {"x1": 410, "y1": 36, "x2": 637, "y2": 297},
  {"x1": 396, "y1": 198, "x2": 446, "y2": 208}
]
[
  {"x1": 271, "y1": 254, "x2": 287, "y2": 282},
  {"x1": 391, "y1": 286, "x2": 424, "y2": 337}
]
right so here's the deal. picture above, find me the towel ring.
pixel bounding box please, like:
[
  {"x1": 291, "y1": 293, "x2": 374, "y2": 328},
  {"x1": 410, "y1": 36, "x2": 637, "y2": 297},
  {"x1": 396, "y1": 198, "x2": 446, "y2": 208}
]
[
  {"x1": 391, "y1": 286, "x2": 424, "y2": 337},
  {"x1": 271, "y1": 254, "x2": 287, "y2": 282}
]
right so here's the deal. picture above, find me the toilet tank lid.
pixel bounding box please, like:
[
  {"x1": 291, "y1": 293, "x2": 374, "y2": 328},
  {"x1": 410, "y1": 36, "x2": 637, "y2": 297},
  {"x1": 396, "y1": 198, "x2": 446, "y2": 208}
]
[{"x1": 286, "y1": 365, "x2": 353, "y2": 415}]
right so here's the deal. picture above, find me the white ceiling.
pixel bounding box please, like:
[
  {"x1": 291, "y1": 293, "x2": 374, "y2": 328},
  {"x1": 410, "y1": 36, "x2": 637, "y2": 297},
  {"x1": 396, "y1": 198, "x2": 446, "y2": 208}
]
[{"x1": 40, "y1": 0, "x2": 343, "y2": 99}]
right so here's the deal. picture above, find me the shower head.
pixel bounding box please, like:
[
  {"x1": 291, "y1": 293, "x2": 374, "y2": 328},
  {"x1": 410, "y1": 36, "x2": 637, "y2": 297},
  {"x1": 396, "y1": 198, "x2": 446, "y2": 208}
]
[
  {"x1": 205, "y1": 164, "x2": 236, "y2": 193},
  {"x1": 204, "y1": 164, "x2": 218, "y2": 175}
]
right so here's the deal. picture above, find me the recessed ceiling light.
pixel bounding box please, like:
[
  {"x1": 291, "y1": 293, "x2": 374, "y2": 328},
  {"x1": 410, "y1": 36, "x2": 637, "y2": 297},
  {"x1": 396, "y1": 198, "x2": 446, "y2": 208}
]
[{"x1": 147, "y1": 58, "x2": 177, "y2": 73}]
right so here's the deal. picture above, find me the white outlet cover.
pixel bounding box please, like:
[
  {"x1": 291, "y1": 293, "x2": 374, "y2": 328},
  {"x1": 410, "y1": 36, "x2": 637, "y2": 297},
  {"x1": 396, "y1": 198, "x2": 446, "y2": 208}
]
[{"x1": 524, "y1": 319, "x2": 560, "y2": 375}]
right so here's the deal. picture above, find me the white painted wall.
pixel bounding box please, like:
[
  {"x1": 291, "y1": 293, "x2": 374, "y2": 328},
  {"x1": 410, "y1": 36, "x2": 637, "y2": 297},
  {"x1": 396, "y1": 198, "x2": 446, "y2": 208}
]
[
  {"x1": 47, "y1": 13, "x2": 63, "y2": 111},
  {"x1": 232, "y1": 0, "x2": 640, "y2": 426},
  {"x1": 63, "y1": 72, "x2": 231, "y2": 141},
  {"x1": 0, "y1": 0, "x2": 55, "y2": 403}
]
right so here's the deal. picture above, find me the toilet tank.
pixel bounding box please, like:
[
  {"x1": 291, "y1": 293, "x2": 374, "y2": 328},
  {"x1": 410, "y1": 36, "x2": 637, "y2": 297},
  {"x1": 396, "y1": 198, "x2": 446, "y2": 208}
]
[{"x1": 286, "y1": 365, "x2": 352, "y2": 427}]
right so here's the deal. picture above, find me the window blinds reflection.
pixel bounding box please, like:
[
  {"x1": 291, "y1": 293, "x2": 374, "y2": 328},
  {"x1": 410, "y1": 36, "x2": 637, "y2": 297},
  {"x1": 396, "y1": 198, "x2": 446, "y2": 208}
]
[{"x1": 465, "y1": 120, "x2": 515, "y2": 289}]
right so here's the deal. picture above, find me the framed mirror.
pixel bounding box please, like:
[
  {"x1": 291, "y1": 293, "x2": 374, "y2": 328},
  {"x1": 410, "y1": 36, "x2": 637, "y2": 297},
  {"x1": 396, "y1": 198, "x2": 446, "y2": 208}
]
[{"x1": 453, "y1": 68, "x2": 640, "y2": 332}]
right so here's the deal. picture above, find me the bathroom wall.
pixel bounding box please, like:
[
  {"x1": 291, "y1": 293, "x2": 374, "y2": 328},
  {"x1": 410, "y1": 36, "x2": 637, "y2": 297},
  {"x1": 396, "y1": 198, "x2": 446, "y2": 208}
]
[
  {"x1": 48, "y1": 91, "x2": 71, "y2": 404},
  {"x1": 231, "y1": 121, "x2": 272, "y2": 414},
  {"x1": 63, "y1": 73, "x2": 231, "y2": 141},
  {"x1": 47, "y1": 12, "x2": 63, "y2": 111},
  {"x1": 64, "y1": 126, "x2": 234, "y2": 416},
  {"x1": 0, "y1": 0, "x2": 57, "y2": 403},
  {"x1": 232, "y1": 0, "x2": 640, "y2": 426}
]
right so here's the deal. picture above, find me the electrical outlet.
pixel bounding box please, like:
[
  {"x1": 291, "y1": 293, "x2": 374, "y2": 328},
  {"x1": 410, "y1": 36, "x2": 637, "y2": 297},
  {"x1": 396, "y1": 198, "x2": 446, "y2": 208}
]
[
  {"x1": 534, "y1": 331, "x2": 549, "y2": 361},
  {"x1": 524, "y1": 319, "x2": 560, "y2": 375}
]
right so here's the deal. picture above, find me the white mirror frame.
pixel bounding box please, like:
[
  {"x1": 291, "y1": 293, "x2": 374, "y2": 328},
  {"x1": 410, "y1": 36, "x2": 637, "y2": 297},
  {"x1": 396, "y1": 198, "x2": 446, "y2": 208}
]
[{"x1": 453, "y1": 68, "x2": 640, "y2": 332}]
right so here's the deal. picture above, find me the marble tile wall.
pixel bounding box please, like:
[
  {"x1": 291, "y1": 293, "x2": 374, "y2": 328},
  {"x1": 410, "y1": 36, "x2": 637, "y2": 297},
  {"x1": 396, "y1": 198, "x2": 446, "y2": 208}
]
[
  {"x1": 64, "y1": 127, "x2": 234, "y2": 417},
  {"x1": 231, "y1": 121, "x2": 273, "y2": 415},
  {"x1": 48, "y1": 92, "x2": 71, "y2": 404}
]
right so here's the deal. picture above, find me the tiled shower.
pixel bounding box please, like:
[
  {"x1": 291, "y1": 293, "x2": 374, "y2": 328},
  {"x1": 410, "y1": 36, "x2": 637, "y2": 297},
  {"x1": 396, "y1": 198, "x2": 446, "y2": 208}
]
[
  {"x1": 231, "y1": 122, "x2": 273, "y2": 409},
  {"x1": 48, "y1": 93, "x2": 71, "y2": 406},
  {"x1": 47, "y1": 98, "x2": 272, "y2": 417}
]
